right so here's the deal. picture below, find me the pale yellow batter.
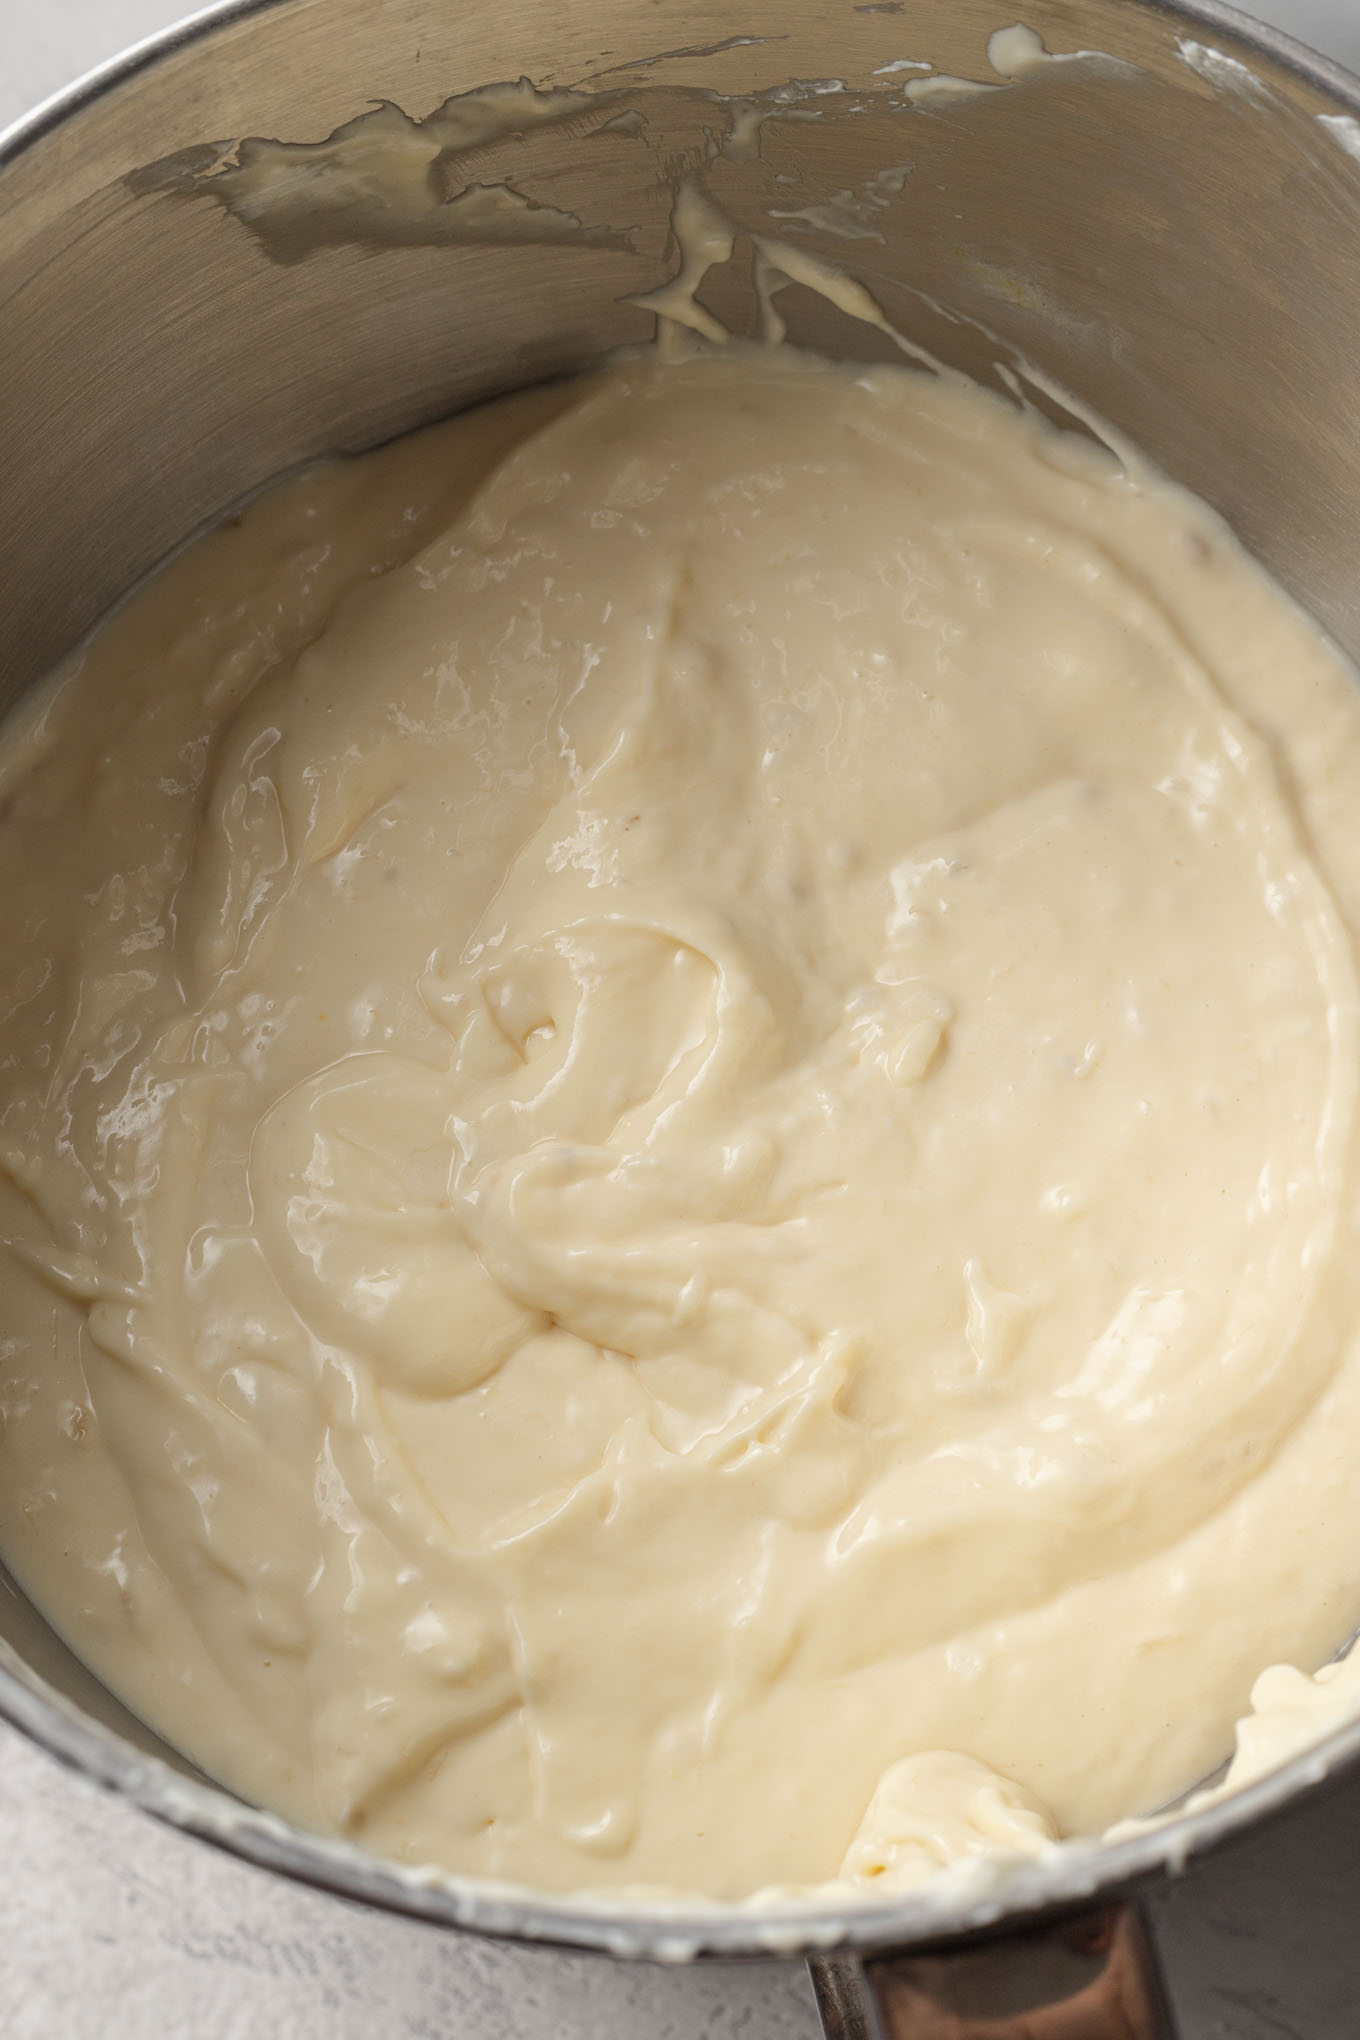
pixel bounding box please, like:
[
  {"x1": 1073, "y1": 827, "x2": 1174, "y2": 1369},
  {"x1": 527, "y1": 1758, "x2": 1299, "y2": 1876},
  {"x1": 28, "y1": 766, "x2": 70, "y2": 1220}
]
[{"x1": 4, "y1": 343, "x2": 1360, "y2": 1901}]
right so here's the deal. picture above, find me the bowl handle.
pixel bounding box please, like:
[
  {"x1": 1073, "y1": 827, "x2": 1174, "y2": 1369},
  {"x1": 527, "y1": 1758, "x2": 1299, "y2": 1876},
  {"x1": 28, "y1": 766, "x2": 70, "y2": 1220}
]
[{"x1": 806, "y1": 1903, "x2": 1177, "y2": 2038}]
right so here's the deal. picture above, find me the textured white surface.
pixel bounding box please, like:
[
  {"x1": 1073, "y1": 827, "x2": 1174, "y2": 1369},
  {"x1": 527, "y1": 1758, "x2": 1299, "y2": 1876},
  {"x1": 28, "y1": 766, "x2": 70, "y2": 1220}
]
[{"x1": 5, "y1": 2, "x2": 1360, "y2": 2035}]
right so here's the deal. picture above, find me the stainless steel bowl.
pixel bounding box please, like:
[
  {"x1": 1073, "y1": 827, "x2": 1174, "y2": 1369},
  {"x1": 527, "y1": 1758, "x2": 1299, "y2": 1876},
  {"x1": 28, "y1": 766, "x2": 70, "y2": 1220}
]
[{"x1": 5, "y1": 3, "x2": 1360, "y2": 2032}]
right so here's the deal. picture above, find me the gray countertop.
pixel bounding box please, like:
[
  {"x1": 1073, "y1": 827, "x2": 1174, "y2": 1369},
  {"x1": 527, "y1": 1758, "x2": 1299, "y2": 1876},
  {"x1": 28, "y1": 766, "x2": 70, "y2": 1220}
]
[{"x1": 5, "y1": 3, "x2": 1360, "y2": 2033}]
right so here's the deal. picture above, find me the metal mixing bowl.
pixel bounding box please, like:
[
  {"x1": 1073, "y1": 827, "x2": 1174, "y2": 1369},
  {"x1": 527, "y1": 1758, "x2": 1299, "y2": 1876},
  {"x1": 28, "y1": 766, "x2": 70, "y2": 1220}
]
[{"x1": 5, "y1": 2, "x2": 1360, "y2": 2031}]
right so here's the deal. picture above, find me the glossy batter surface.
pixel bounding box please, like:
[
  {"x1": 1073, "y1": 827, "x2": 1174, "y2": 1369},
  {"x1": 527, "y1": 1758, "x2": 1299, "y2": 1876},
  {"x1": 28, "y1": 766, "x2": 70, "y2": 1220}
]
[{"x1": 4, "y1": 348, "x2": 1360, "y2": 1900}]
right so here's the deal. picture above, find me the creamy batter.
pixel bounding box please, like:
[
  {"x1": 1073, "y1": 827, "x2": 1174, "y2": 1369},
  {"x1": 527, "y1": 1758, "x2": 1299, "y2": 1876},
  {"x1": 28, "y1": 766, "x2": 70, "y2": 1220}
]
[{"x1": 4, "y1": 343, "x2": 1360, "y2": 1901}]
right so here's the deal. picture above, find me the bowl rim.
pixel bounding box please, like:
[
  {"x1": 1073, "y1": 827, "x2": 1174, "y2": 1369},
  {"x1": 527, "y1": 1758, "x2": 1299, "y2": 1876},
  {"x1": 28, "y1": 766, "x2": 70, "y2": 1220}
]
[{"x1": 4, "y1": 0, "x2": 1360, "y2": 1963}]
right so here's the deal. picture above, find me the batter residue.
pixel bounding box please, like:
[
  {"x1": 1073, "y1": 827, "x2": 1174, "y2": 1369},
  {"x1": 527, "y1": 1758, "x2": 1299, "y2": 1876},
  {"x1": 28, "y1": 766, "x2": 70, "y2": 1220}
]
[{"x1": 4, "y1": 346, "x2": 1360, "y2": 1900}]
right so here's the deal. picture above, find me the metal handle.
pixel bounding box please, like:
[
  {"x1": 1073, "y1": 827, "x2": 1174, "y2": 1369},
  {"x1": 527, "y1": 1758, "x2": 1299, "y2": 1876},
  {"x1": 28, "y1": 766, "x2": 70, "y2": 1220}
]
[{"x1": 807, "y1": 1903, "x2": 1178, "y2": 2040}]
